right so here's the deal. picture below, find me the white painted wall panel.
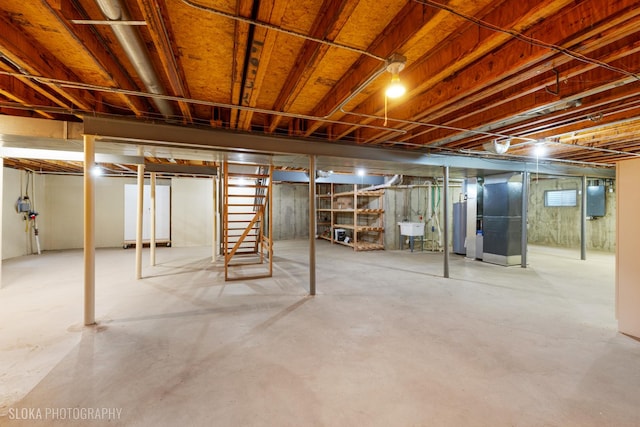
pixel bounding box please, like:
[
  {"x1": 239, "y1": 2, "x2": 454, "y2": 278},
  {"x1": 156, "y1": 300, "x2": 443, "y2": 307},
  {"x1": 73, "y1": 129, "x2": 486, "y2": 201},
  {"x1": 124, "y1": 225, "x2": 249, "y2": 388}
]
[
  {"x1": 124, "y1": 184, "x2": 170, "y2": 243},
  {"x1": 170, "y1": 178, "x2": 212, "y2": 247},
  {"x1": 2, "y1": 168, "x2": 46, "y2": 259},
  {"x1": 616, "y1": 159, "x2": 640, "y2": 339},
  {"x1": 43, "y1": 174, "x2": 83, "y2": 250}
]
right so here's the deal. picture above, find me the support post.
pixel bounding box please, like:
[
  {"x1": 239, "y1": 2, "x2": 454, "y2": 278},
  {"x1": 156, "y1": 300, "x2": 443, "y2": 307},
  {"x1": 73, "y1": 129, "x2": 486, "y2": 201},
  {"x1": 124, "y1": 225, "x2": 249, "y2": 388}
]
[
  {"x1": 212, "y1": 175, "x2": 217, "y2": 262},
  {"x1": 135, "y1": 164, "x2": 144, "y2": 279},
  {"x1": 521, "y1": 171, "x2": 529, "y2": 268},
  {"x1": 216, "y1": 170, "x2": 221, "y2": 259},
  {"x1": 309, "y1": 155, "x2": 316, "y2": 295},
  {"x1": 150, "y1": 172, "x2": 156, "y2": 266},
  {"x1": 443, "y1": 166, "x2": 450, "y2": 278},
  {"x1": 581, "y1": 175, "x2": 587, "y2": 260},
  {"x1": 83, "y1": 135, "x2": 96, "y2": 325}
]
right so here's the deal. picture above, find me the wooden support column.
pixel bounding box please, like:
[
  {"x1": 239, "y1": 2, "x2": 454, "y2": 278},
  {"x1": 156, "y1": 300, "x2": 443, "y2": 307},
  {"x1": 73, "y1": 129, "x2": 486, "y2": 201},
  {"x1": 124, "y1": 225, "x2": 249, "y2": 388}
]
[
  {"x1": 443, "y1": 166, "x2": 450, "y2": 279},
  {"x1": 135, "y1": 164, "x2": 144, "y2": 279},
  {"x1": 150, "y1": 172, "x2": 156, "y2": 266},
  {"x1": 83, "y1": 135, "x2": 96, "y2": 325},
  {"x1": 309, "y1": 155, "x2": 316, "y2": 295}
]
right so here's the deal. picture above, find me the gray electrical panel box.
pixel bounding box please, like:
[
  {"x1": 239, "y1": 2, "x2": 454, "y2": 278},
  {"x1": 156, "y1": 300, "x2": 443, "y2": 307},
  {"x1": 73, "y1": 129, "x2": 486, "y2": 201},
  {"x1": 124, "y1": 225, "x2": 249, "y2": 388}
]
[
  {"x1": 587, "y1": 185, "x2": 605, "y2": 217},
  {"x1": 16, "y1": 197, "x2": 31, "y2": 213}
]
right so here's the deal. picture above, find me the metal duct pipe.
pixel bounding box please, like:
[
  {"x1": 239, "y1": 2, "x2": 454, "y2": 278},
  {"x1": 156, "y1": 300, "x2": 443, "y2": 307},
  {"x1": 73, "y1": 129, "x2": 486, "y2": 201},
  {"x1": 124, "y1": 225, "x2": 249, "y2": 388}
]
[
  {"x1": 95, "y1": 0, "x2": 174, "y2": 118},
  {"x1": 361, "y1": 174, "x2": 401, "y2": 191}
]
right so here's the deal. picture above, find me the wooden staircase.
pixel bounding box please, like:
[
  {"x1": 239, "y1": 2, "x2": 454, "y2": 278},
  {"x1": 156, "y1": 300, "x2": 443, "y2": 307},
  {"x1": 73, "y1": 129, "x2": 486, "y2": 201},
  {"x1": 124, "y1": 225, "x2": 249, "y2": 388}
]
[{"x1": 223, "y1": 162, "x2": 273, "y2": 281}]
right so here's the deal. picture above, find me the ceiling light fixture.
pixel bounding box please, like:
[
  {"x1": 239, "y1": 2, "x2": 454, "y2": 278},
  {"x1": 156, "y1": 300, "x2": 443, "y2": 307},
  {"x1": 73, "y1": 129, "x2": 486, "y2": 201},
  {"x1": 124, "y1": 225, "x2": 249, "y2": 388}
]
[{"x1": 385, "y1": 54, "x2": 407, "y2": 99}]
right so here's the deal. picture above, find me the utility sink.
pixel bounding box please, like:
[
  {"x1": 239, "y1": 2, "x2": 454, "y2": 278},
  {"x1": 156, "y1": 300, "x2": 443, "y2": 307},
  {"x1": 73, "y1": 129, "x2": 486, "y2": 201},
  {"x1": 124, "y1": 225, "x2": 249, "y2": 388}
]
[{"x1": 398, "y1": 222, "x2": 425, "y2": 236}]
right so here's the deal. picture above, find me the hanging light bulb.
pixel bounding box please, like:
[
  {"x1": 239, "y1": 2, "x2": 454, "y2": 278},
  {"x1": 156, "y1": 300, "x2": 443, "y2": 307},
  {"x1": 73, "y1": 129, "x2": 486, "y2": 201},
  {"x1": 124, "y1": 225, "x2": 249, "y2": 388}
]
[
  {"x1": 385, "y1": 54, "x2": 407, "y2": 99},
  {"x1": 91, "y1": 165, "x2": 103, "y2": 177},
  {"x1": 534, "y1": 142, "x2": 546, "y2": 158},
  {"x1": 386, "y1": 73, "x2": 405, "y2": 98}
]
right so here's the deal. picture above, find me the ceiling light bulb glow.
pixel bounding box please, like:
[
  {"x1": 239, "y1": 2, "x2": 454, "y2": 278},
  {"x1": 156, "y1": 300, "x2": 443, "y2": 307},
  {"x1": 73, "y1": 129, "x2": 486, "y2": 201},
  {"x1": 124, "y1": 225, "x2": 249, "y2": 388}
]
[
  {"x1": 385, "y1": 74, "x2": 406, "y2": 98},
  {"x1": 91, "y1": 165, "x2": 103, "y2": 176},
  {"x1": 534, "y1": 144, "x2": 546, "y2": 157}
]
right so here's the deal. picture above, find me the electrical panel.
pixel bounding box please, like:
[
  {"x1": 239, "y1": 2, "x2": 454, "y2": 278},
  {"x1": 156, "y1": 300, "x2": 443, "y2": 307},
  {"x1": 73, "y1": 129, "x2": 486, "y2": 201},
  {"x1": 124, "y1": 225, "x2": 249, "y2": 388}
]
[{"x1": 587, "y1": 185, "x2": 606, "y2": 217}]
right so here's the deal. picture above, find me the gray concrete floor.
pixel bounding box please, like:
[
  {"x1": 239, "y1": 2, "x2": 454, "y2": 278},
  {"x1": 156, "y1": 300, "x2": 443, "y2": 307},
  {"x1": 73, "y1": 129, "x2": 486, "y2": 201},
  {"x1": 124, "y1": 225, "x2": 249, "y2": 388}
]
[{"x1": 1, "y1": 241, "x2": 639, "y2": 426}]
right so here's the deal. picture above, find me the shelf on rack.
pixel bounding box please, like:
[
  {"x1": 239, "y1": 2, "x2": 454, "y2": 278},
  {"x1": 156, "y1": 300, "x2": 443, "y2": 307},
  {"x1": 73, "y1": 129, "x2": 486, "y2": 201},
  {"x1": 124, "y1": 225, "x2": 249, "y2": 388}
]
[{"x1": 315, "y1": 183, "x2": 385, "y2": 251}]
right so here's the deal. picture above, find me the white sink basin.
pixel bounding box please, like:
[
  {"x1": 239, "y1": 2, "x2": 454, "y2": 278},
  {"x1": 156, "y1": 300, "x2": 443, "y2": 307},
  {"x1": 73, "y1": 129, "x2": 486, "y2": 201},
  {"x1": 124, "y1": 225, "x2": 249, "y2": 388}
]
[{"x1": 398, "y1": 222, "x2": 425, "y2": 236}]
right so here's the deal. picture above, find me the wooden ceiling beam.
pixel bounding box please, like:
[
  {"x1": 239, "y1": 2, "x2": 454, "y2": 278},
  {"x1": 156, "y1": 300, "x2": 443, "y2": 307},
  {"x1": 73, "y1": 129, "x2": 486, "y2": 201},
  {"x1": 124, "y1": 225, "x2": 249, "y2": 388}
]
[
  {"x1": 229, "y1": 0, "x2": 254, "y2": 130},
  {"x1": 237, "y1": 0, "x2": 289, "y2": 131},
  {"x1": 454, "y1": 92, "x2": 640, "y2": 153},
  {"x1": 0, "y1": 61, "x2": 82, "y2": 116},
  {"x1": 546, "y1": 146, "x2": 639, "y2": 162},
  {"x1": 0, "y1": 11, "x2": 97, "y2": 112},
  {"x1": 301, "y1": 0, "x2": 439, "y2": 136},
  {"x1": 397, "y1": 24, "x2": 640, "y2": 146},
  {"x1": 334, "y1": 0, "x2": 640, "y2": 143},
  {"x1": 416, "y1": 50, "x2": 640, "y2": 149},
  {"x1": 327, "y1": 0, "x2": 576, "y2": 141},
  {"x1": 266, "y1": 0, "x2": 361, "y2": 134},
  {"x1": 43, "y1": 0, "x2": 149, "y2": 117},
  {"x1": 516, "y1": 107, "x2": 640, "y2": 146},
  {"x1": 0, "y1": 74, "x2": 54, "y2": 119},
  {"x1": 136, "y1": 0, "x2": 193, "y2": 123},
  {"x1": 452, "y1": 81, "x2": 640, "y2": 147},
  {"x1": 559, "y1": 125, "x2": 640, "y2": 145}
]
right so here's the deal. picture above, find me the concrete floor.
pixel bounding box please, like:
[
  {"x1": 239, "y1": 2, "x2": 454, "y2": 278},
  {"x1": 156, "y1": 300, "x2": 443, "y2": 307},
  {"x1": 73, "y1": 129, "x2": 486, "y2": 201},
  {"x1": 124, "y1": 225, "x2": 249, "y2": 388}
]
[{"x1": 0, "y1": 241, "x2": 639, "y2": 426}]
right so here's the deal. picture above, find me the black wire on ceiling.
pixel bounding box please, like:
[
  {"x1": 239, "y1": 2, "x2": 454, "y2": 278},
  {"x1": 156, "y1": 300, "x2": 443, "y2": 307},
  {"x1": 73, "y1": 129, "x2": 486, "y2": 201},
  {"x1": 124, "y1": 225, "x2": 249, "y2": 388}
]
[
  {"x1": 412, "y1": 0, "x2": 640, "y2": 81},
  {"x1": 179, "y1": 0, "x2": 385, "y2": 61}
]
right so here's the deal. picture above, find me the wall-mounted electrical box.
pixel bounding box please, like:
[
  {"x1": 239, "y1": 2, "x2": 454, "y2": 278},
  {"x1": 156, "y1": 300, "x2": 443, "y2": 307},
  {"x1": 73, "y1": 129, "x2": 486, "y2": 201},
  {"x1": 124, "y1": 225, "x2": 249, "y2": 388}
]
[
  {"x1": 587, "y1": 185, "x2": 606, "y2": 217},
  {"x1": 16, "y1": 196, "x2": 31, "y2": 213}
]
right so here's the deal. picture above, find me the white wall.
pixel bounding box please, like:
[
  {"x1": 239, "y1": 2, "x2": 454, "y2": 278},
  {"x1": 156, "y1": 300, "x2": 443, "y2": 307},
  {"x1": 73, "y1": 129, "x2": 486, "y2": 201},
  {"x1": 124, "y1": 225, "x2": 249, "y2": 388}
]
[
  {"x1": 171, "y1": 177, "x2": 213, "y2": 247},
  {"x1": 42, "y1": 174, "x2": 83, "y2": 250},
  {"x1": 97, "y1": 177, "x2": 137, "y2": 247},
  {"x1": 42, "y1": 175, "x2": 145, "y2": 250},
  {"x1": 2, "y1": 168, "x2": 46, "y2": 259},
  {"x1": 2, "y1": 171, "x2": 183, "y2": 258},
  {"x1": 616, "y1": 159, "x2": 640, "y2": 339}
]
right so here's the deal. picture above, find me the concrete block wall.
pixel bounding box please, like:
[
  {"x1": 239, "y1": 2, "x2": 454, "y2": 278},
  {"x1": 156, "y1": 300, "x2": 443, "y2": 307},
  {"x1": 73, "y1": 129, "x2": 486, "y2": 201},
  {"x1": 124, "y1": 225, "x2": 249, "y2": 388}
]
[
  {"x1": 384, "y1": 177, "x2": 462, "y2": 251},
  {"x1": 4, "y1": 172, "x2": 615, "y2": 258},
  {"x1": 527, "y1": 177, "x2": 616, "y2": 252},
  {"x1": 272, "y1": 183, "x2": 309, "y2": 240}
]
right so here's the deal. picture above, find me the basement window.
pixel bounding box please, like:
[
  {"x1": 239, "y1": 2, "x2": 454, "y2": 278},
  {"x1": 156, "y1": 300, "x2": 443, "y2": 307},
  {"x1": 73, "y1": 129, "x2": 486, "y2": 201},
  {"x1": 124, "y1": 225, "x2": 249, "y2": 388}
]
[{"x1": 545, "y1": 189, "x2": 577, "y2": 207}]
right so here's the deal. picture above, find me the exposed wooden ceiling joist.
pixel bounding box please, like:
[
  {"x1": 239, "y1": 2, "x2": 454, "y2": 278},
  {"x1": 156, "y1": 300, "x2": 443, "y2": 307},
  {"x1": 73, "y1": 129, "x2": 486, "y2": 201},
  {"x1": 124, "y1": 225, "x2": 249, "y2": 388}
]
[{"x1": 1, "y1": 0, "x2": 639, "y2": 172}]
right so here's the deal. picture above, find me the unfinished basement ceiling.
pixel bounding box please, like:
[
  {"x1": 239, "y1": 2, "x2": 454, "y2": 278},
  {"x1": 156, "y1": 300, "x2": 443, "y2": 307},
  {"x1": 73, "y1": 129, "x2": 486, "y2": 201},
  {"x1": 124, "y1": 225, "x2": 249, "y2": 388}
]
[{"x1": 1, "y1": 0, "x2": 640, "y2": 173}]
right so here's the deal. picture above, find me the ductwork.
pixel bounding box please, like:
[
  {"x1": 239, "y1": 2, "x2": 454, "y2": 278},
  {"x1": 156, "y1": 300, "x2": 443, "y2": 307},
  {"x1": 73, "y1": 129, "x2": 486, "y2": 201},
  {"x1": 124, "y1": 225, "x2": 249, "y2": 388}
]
[
  {"x1": 483, "y1": 139, "x2": 510, "y2": 154},
  {"x1": 95, "y1": 0, "x2": 174, "y2": 118},
  {"x1": 361, "y1": 174, "x2": 401, "y2": 191}
]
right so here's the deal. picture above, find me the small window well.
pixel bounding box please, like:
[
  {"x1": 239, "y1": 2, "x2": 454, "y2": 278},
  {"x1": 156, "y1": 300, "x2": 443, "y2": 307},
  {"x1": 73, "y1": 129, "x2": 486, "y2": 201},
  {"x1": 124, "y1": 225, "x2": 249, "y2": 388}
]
[{"x1": 544, "y1": 189, "x2": 577, "y2": 207}]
